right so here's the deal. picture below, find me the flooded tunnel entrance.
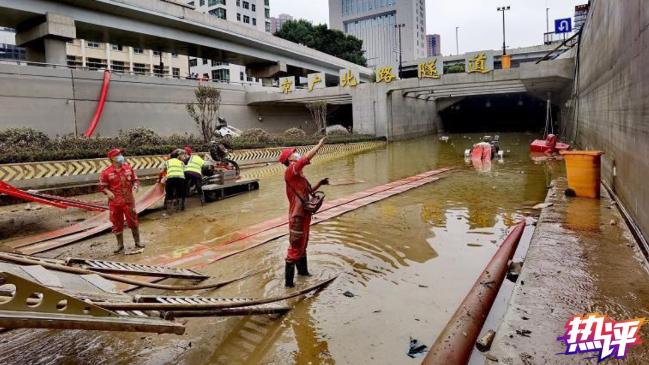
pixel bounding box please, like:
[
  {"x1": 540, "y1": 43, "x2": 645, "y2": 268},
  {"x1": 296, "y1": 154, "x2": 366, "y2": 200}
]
[{"x1": 438, "y1": 93, "x2": 554, "y2": 133}]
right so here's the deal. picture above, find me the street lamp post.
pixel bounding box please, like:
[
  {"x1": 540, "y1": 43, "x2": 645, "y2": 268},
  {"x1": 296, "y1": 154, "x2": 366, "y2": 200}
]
[
  {"x1": 455, "y1": 26, "x2": 459, "y2": 55},
  {"x1": 394, "y1": 24, "x2": 405, "y2": 78},
  {"x1": 497, "y1": 6, "x2": 510, "y2": 56}
]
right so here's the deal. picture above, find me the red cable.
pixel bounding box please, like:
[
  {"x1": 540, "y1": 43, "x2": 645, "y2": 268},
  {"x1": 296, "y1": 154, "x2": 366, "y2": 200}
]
[{"x1": 84, "y1": 70, "x2": 111, "y2": 137}]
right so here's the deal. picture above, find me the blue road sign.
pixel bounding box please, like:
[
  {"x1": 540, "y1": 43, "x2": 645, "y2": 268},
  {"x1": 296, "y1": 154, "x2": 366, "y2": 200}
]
[{"x1": 554, "y1": 18, "x2": 572, "y2": 33}]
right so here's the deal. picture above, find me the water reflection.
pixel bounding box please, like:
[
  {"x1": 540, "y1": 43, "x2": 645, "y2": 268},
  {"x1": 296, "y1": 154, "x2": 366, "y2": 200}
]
[{"x1": 0, "y1": 133, "x2": 564, "y2": 365}]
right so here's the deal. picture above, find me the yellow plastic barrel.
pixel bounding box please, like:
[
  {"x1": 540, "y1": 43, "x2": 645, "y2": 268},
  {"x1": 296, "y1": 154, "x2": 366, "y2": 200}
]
[
  {"x1": 560, "y1": 151, "x2": 604, "y2": 198},
  {"x1": 501, "y1": 54, "x2": 512, "y2": 70}
]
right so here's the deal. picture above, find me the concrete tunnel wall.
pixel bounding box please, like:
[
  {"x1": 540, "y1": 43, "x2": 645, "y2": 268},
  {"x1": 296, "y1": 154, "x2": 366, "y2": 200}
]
[
  {"x1": 0, "y1": 64, "x2": 313, "y2": 137},
  {"x1": 565, "y1": 0, "x2": 649, "y2": 243},
  {"x1": 351, "y1": 82, "x2": 441, "y2": 140}
]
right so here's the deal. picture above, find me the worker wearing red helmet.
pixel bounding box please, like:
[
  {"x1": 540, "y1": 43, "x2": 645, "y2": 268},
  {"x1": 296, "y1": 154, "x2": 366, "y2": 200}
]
[
  {"x1": 279, "y1": 136, "x2": 329, "y2": 288},
  {"x1": 99, "y1": 149, "x2": 144, "y2": 255}
]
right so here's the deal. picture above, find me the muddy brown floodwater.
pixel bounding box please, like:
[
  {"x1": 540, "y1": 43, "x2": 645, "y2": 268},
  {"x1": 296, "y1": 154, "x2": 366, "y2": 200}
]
[{"x1": 0, "y1": 133, "x2": 564, "y2": 365}]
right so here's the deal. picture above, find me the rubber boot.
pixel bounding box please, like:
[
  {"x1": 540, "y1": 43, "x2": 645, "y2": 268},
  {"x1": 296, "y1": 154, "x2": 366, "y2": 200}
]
[
  {"x1": 285, "y1": 261, "x2": 296, "y2": 288},
  {"x1": 114, "y1": 233, "x2": 125, "y2": 254},
  {"x1": 132, "y1": 227, "x2": 145, "y2": 249},
  {"x1": 296, "y1": 255, "x2": 311, "y2": 277}
]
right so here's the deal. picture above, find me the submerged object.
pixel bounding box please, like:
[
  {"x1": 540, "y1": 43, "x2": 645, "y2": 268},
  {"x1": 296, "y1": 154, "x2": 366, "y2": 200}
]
[{"x1": 530, "y1": 134, "x2": 570, "y2": 154}]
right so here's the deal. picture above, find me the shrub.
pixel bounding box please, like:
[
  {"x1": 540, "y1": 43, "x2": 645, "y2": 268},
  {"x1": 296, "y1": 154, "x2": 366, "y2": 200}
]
[
  {"x1": 283, "y1": 127, "x2": 307, "y2": 138},
  {"x1": 0, "y1": 128, "x2": 50, "y2": 149},
  {"x1": 118, "y1": 127, "x2": 161, "y2": 146},
  {"x1": 325, "y1": 124, "x2": 351, "y2": 136},
  {"x1": 239, "y1": 128, "x2": 274, "y2": 143}
]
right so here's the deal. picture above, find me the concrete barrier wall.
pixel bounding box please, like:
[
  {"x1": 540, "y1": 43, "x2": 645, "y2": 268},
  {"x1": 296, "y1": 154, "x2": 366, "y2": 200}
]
[
  {"x1": 0, "y1": 64, "x2": 312, "y2": 137},
  {"x1": 566, "y1": 0, "x2": 649, "y2": 242},
  {"x1": 388, "y1": 90, "x2": 442, "y2": 139}
]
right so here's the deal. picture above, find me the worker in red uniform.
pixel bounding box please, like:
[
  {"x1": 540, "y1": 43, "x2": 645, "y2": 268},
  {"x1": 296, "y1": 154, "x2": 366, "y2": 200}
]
[
  {"x1": 99, "y1": 149, "x2": 144, "y2": 255},
  {"x1": 278, "y1": 136, "x2": 329, "y2": 288}
]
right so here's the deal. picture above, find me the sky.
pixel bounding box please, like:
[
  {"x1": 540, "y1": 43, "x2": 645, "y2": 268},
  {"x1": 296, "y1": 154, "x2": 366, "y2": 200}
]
[{"x1": 269, "y1": 0, "x2": 586, "y2": 56}]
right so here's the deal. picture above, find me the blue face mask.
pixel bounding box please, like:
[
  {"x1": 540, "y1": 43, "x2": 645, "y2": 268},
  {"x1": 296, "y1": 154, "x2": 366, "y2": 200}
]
[{"x1": 115, "y1": 155, "x2": 125, "y2": 164}]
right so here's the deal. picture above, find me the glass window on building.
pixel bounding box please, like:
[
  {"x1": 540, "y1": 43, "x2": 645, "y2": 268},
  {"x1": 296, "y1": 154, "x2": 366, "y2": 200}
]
[
  {"x1": 236, "y1": 0, "x2": 240, "y2": 6},
  {"x1": 243, "y1": 15, "x2": 250, "y2": 24},
  {"x1": 242, "y1": 1, "x2": 249, "y2": 9},
  {"x1": 153, "y1": 50, "x2": 160, "y2": 56},
  {"x1": 200, "y1": 0, "x2": 205, "y2": 6},
  {"x1": 133, "y1": 47, "x2": 144, "y2": 54},
  {"x1": 265, "y1": 21, "x2": 271, "y2": 32},
  {"x1": 173, "y1": 67, "x2": 180, "y2": 78},
  {"x1": 87, "y1": 57, "x2": 105, "y2": 70},
  {"x1": 264, "y1": 0, "x2": 269, "y2": 6},
  {"x1": 153, "y1": 64, "x2": 168, "y2": 76},
  {"x1": 208, "y1": 0, "x2": 226, "y2": 6},
  {"x1": 202, "y1": 58, "x2": 208, "y2": 65},
  {"x1": 211, "y1": 69, "x2": 230, "y2": 82},
  {"x1": 251, "y1": 4, "x2": 256, "y2": 11},
  {"x1": 240, "y1": 71, "x2": 244, "y2": 80},
  {"x1": 66, "y1": 55, "x2": 82, "y2": 69},
  {"x1": 252, "y1": 18, "x2": 256, "y2": 26},
  {"x1": 133, "y1": 63, "x2": 147, "y2": 75},
  {"x1": 171, "y1": 53, "x2": 178, "y2": 58},
  {"x1": 209, "y1": 7, "x2": 227, "y2": 19},
  {"x1": 265, "y1": 8, "x2": 270, "y2": 18},
  {"x1": 189, "y1": 58, "x2": 198, "y2": 67},
  {"x1": 87, "y1": 41, "x2": 100, "y2": 48},
  {"x1": 111, "y1": 60, "x2": 126, "y2": 73},
  {"x1": 237, "y1": 13, "x2": 241, "y2": 21},
  {"x1": 111, "y1": 44, "x2": 123, "y2": 51}
]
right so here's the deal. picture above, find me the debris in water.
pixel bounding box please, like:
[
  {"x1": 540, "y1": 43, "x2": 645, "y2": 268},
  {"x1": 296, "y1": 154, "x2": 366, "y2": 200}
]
[
  {"x1": 407, "y1": 337, "x2": 428, "y2": 358},
  {"x1": 516, "y1": 329, "x2": 532, "y2": 337},
  {"x1": 532, "y1": 203, "x2": 553, "y2": 209},
  {"x1": 418, "y1": 284, "x2": 428, "y2": 288},
  {"x1": 476, "y1": 329, "x2": 496, "y2": 352},
  {"x1": 565, "y1": 188, "x2": 576, "y2": 197},
  {"x1": 609, "y1": 219, "x2": 617, "y2": 226},
  {"x1": 467, "y1": 243, "x2": 483, "y2": 247},
  {"x1": 343, "y1": 291, "x2": 355, "y2": 298},
  {"x1": 507, "y1": 261, "x2": 523, "y2": 282}
]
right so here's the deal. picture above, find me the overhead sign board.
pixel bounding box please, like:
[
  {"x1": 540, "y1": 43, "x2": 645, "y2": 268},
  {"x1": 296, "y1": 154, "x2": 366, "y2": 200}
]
[{"x1": 554, "y1": 18, "x2": 572, "y2": 34}]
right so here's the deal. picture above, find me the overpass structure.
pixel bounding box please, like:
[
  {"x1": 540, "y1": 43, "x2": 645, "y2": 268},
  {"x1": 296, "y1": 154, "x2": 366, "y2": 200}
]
[
  {"x1": 247, "y1": 58, "x2": 575, "y2": 139},
  {"x1": 0, "y1": 0, "x2": 372, "y2": 81}
]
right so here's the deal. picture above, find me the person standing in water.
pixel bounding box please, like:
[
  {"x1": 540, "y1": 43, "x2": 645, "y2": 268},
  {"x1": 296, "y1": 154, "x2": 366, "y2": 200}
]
[{"x1": 278, "y1": 137, "x2": 329, "y2": 287}]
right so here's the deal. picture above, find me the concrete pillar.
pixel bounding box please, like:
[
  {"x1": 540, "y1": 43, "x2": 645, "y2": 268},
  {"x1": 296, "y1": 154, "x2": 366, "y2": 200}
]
[
  {"x1": 149, "y1": 50, "x2": 154, "y2": 75},
  {"x1": 15, "y1": 13, "x2": 75, "y2": 64},
  {"x1": 128, "y1": 47, "x2": 134, "y2": 74},
  {"x1": 105, "y1": 42, "x2": 111, "y2": 70},
  {"x1": 80, "y1": 39, "x2": 87, "y2": 67}
]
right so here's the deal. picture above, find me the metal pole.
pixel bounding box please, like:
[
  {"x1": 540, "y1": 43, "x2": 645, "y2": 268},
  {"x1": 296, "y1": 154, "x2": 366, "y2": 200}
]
[
  {"x1": 502, "y1": 9, "x2": 507, "y2": 55},
  {"x1": 546, "y1": 7, "x2": 549, "y2": 33},
  {"x1": 397, "y1": 24, "x2": 403, "y2": 78},
  {"x1": 455, "y1": 26, "x2": 459, "y2": 55}
]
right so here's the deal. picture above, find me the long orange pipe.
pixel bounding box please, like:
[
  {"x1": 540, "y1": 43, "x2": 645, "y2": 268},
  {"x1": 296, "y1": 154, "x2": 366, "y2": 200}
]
[
  {"x1": 84, "y1": 70, "x2": 111, "y2": 137},
  {"x1": 422, "y1": 220, "x2": 526, "y2": 365}
]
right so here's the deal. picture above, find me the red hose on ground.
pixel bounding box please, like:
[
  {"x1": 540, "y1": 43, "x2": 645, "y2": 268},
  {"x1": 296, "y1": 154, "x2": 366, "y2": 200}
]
[
  {"x1": 84, "y1": 70, "x2": 111, "y2": 137},
  {"x1": 422, "y1": 220, "x2": 526, "y2": 365}
]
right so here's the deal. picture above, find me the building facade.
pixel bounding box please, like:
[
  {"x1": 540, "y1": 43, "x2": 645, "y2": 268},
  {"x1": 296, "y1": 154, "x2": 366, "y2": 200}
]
[
  {"x1": 270, "y1": 13, "x2": 294, "y2": 33},
  {"x1": 425, "y1": 34, "x2": 440, "y2": 57},
  {"x1": 65, "y1": 40, "x2": 189, "y2": 77},
  {"x1": 0, "y1": 27, "x2": 25, "y2": 61},
  {"x1": 329, "y1": 0, "x2": 426, "y2": 68},
  {"x1": 186, "y1": 0, "x2": 271, "y2": 84}
]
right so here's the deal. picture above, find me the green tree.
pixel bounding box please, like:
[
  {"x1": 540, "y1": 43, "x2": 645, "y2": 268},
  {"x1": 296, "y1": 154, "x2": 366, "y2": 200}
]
[{"x1": 274, "y1": 20, "x2": 367, "y2": 66}]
